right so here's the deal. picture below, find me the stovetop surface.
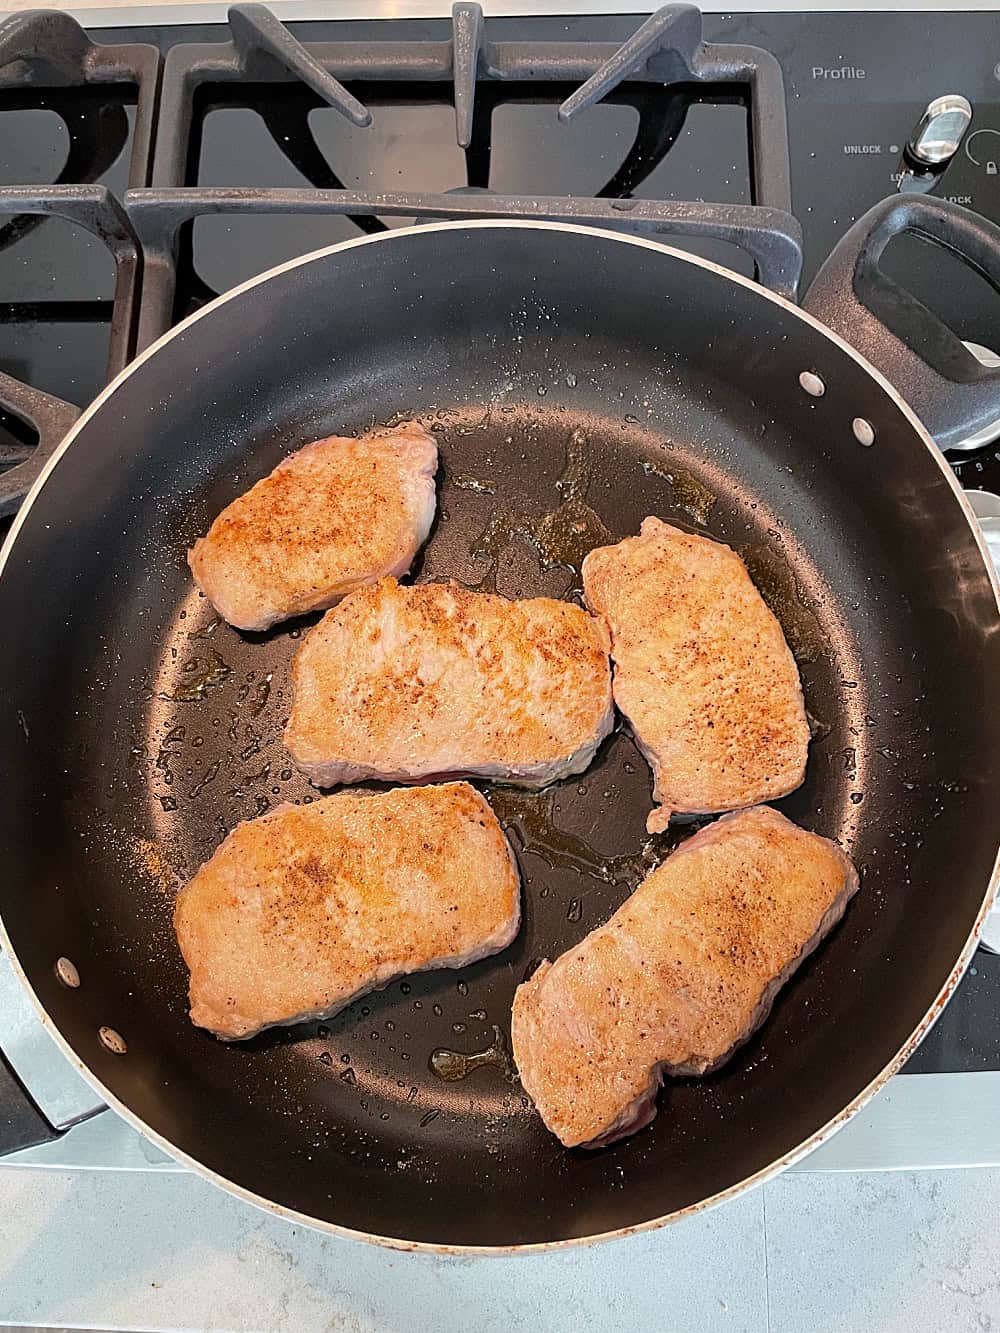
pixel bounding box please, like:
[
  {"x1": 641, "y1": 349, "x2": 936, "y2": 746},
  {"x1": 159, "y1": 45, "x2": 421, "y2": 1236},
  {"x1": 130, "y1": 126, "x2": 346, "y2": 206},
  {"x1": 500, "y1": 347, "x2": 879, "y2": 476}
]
[{"x1": 1, "y1": 10, "x2": 998, "y2": 1082}]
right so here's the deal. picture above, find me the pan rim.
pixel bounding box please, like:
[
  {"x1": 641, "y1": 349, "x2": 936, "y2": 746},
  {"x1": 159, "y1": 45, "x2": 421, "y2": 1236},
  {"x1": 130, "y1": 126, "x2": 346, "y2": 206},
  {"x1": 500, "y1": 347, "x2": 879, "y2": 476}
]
[{"x1": 1, "y1": 218, "x2": 998, "y2": 1255}]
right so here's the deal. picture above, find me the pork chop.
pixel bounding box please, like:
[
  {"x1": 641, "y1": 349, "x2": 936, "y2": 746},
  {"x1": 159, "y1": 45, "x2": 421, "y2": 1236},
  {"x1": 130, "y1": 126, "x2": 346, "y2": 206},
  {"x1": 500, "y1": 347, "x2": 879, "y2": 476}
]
[
  {"x1": 511, "y1": 805, "x2": 858, "y2": 1148},
  {"x1": 188, "y1": 421, "x2": 438, "y2": 632},
  {"x1": 285, "y1": 577, "x2": 614, "y2": 788},
  {"x1": 582, "y1": 517, "x2": 810, "y2": 832},
  {"x1": 174, "y1": 782, "x2": 520, "y2": 1039}
]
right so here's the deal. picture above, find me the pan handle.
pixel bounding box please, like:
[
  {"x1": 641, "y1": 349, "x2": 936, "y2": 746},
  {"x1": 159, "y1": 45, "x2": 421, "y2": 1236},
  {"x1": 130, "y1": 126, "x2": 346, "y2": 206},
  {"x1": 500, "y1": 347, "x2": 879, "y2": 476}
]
[
  {"x1": 0, "y1": 1048, "x2": 62, "y2": 1154},
  {"x1": 0, "y1": 949, "x2": 107, "y2": 1156},
  {"x1": 803, "y1": 196, "x2": 1000, "y2": 452},
  {"x1": 0, "y1": 373, "x2": 81, "y2": 519}
]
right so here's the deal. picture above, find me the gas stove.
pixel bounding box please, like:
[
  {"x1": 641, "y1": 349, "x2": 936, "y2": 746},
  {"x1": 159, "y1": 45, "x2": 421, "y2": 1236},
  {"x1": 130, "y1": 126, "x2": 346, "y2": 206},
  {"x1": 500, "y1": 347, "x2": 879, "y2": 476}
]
[{"x1": 2, "y1": 4, "x2": 999, "y2": 1181}]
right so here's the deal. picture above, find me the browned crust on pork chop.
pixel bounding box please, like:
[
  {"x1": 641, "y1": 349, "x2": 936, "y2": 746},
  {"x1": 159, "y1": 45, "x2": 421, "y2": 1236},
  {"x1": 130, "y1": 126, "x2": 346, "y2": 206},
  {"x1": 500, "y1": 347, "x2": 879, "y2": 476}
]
[
  {"x1": 174, "y1": 782, "x2": 520, "y2": 1039},
  {"x1": 285, "y1": 577, "x2": 614, "y2": 789},
  {"x1": 582, "y1": 517, "x2": 810, "y2": 832},
  {"x1": 511, "y1": 806, "x2": 858, "y2": 1147},
  {"x1": 188, "y1": 421, "x2": 437, "y2": 631}
]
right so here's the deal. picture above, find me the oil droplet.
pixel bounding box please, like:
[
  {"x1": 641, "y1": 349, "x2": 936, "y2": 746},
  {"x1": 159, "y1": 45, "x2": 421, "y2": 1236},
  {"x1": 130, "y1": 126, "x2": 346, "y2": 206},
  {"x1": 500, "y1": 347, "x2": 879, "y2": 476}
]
[
  {"x1": 850, "y1": 791, "x2": 864, "y2": 804},
  {"x1": 420, "y1": 1110, "x2": 439, "y2": 1127},
  {"x1": 536, "y1": 385, "x2": 547, "y2": 396},
  {"x1": 469, "y1": 1009, "x2": 487, "y2": 1021},
  {"x1": 187, "y1": 616, "x2": 221, "y2": 640},
  {"x1": 807, "y1": 711, "x2": 831, "y2": 741},
  {"x1": 318, "y1": 1051, "x2": 333, "y2": 1066},
  {"x1": 565, "y1": 372, "x2": 577, "y2": 387},
  {"x1": 567, "y1": 898, "x2": 582, "y2": 922},
  {"x1": 250, "y1": 674, "x2": 272, "y2": 717},
  {"x1": 452, "y1": 474, "x2": 496, "y2": 494},
  {"x1": 432, "y1": 1003, "x2": 443, "y2": 1016},
  {"x1": 456, "y1": 980, "x2": 469, "y2": 997},
  {"x1": 340, "y1": 1067, "x2": 357, "y2": 1085},
  {"x1": 429, "y1": 1025, "x2": 514, "y2": 1082},
  {"x1": 168, "y1": 648, "x2": 231, "y2": 702},
  {"x1": 158, "y1": 795, "x2": 177, "y2": 812},
  {"x1": 641, "y1": 458, "x2": 672, "y2": 482},
  {"x1": 187, "y1": 759, "x2": 221, "y2": 799}
]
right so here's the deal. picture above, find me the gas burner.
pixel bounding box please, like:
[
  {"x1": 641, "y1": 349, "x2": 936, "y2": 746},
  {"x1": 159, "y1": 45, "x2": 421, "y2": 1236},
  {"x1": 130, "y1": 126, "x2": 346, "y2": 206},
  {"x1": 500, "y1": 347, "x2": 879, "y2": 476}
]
[{"x1": 128, "y1": 2, "x2": 800, "y2": 347}]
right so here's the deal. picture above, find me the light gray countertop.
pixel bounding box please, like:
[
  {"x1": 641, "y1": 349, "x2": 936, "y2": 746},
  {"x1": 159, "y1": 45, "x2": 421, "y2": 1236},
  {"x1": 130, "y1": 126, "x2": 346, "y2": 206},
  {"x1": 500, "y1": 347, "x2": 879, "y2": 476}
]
[{"x1": 2, "y1": 1162, "x2": 1000, "y2": 1331}]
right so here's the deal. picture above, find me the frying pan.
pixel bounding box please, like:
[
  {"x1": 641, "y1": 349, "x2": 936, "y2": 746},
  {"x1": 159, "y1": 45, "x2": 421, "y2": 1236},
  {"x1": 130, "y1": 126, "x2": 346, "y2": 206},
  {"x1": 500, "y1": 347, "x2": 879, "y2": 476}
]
[{"x1": 1, "y1": 195, "x2": 999, "y2": 1251}]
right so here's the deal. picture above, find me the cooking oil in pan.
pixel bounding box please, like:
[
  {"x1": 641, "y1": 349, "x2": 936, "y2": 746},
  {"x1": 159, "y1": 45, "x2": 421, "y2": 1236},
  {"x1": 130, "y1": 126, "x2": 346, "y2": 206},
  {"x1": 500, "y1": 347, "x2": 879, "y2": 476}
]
[
  {"x1": 429, "y1": 1024, "x2": 514, "y2": 1082},
  {"x1": 739, "y1": 543, "x2": 825, "y2": 665},
  {"x1": 640, "y1": 458, "x2": 717, "y2": 526},
  {"x1": 470, "y1": 428, "x2": 611, "y2": 594},
  {"x1": 166, "y1": 647, "x2": 231, "y2": 702},
  {"x1": 488, "y1": 787, "x2": 687, "y2": 885},
  {"x1": 669, "y1": 471, "x2": 717, "y2": 526},
  {"x1": 451, "y1": 474, "x2": 496, "y2": 495}
]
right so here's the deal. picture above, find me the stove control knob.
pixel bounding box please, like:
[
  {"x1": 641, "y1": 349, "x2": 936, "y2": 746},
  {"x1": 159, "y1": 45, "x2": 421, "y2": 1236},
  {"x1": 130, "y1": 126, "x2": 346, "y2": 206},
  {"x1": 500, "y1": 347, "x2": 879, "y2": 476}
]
[{"x1": 906, "y1": 94, "x2": 972, "y2": 166}]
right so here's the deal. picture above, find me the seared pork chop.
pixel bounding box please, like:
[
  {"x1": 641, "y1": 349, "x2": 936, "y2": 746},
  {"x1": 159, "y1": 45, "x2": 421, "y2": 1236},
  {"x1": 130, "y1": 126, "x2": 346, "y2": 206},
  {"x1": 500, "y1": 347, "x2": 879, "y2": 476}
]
[
  {"x1": 285, "y1": 577, "x2": 613, "y2": 788},
  {"x1": 188, "y1": 421, "x2": 437, "y2": 631},
  {"x1": 175, "y1": 782, "x2": 519, "y2": 1039},
  {"x1": 583, "y1": 517, "x2": 810, "y2": 832},
  {"x1": 511, "y1": 806, "x2": 858, "y2": 1147}
]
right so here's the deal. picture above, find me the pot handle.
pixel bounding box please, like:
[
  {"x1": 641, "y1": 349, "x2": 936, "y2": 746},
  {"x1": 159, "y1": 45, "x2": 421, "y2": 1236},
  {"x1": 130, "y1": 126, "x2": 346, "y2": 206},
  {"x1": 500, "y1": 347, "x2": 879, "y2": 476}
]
[
  {"x1": 803, "y1": 196, "x2": 1000, "y2": 452},
  {"x1": 0, "y1": 373, "x2": 81, "y2": 519}
]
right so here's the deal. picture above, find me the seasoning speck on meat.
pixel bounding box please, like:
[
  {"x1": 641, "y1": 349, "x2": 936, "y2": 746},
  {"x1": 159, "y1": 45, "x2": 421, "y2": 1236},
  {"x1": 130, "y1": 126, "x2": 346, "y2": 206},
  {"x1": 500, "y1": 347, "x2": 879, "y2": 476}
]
[
  {"x1": 188, "y1": 421, "x2": 437, "y2": 631},
  {"x1": 174, "y1": 782, "x2": 520, "y2": 1039}
]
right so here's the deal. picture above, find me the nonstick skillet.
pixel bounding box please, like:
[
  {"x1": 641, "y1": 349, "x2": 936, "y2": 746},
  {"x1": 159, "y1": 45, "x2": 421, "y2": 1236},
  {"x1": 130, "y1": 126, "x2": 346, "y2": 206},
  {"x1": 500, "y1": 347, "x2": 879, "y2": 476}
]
[{"x1": 1, "y1": 195, "x2": 998, "y2": 1251}]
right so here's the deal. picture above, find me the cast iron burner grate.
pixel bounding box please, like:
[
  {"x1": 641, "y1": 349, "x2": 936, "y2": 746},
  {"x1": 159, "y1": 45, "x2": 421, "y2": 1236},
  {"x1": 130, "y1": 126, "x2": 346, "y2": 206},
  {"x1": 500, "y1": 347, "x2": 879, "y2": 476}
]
[
  {"x1": 126, "y1": 2, "x2": 802, "y2": 346},
  {"x1": 0, "y1": 3, "x2": 804, "y2": 515},
  {"x1": 0, "y1": 11, "x2": 155, "y2": 515}
]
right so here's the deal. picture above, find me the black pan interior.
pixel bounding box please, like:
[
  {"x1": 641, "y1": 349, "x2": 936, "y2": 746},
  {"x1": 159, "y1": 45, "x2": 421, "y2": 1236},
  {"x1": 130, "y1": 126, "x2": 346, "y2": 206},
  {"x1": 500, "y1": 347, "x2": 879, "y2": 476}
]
[{"x1": 1, "y1": 224, "x2": 997, "y2": 1247}]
